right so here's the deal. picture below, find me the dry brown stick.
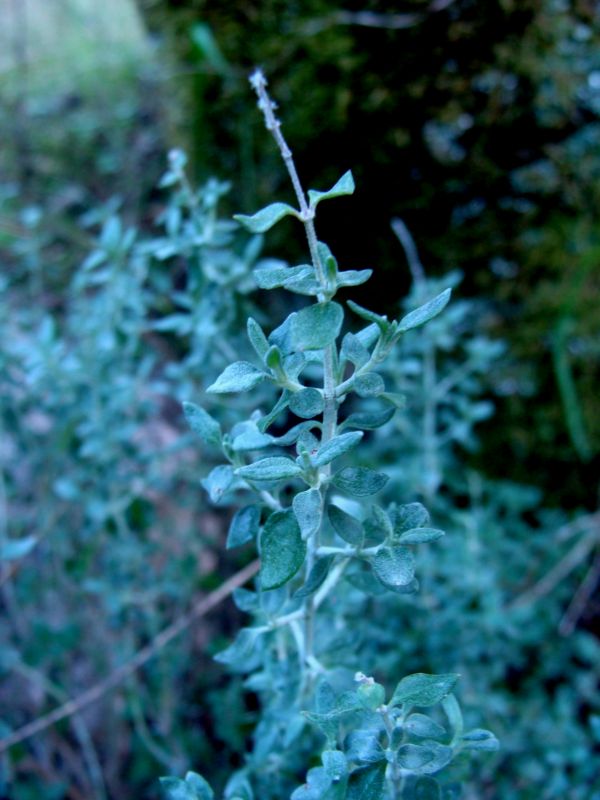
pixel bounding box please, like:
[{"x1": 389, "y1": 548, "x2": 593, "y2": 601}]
[
  {"x1": 510, "y1": 526, "x2": 598, "y2": 609},
  {"x1": 0, "y1": 559, "x2": 260, "y2": 754},
  {"x1": 558, "y1": 551, "x2": 600, "y2": 636},
  {"x1": 302, "y1": 0, "x2": 458, "y2": 35},
  {"x1": 556, "y1": 511, "x2": 600, "y2": 542}
]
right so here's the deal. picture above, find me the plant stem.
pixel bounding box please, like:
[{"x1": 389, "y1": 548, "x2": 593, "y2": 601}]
[
  {"x1": 250, "y1": 70, "x2": 346, "y2": 694},
  {"x1": 316, "y1": 544, "x2": 381, "y2": 558},
  {"x1": 422, "y1": 342, "x2": 438, "y2": 505},
  {"x1": 249, "y1": 70, "x2": 326, "y2": 288},
  {"x1": 381, "y1": 707, "x2": 403, "y2": 800},
  {"x1": 250, "y1": 69, "x2": 340, "y2": 687}
]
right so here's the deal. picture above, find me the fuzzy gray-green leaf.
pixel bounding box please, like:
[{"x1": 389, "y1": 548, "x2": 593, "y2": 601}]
[
  {"x1": 260, "y1": 510, "x2": 306, "y2": 590},
  {"x1": 234, "y1": 202, "x2": 299, "y2": 233},
  {"x1": 254, "y1": 264, "x2": 311, "y2": 290},
  {"x1": 346, "y1": 761, "x2": 386, "y2": 800},
  {"x1": 183, "y1": 402, "x2": 222, "y2": 447},
  {"x1": 397, "y1": 527, "x2": 445, "y2": 544},
  {"x1": 236, "y1": 457, "x2": 302, "y2": 483},
  {"x1": 289, "y1": 388, "x2": 324, "y2": 419},
  {"x1": 345, "y1": 729, "x2": 386, "y2": 764},
  {"x1": 371, "y1": 546, "x2": 415, "y2": 589},
  {"x1": 340, "y1": 333, "x2": 370, "y2": 369},
  {"x1": 284, "y1": 267, "x2": 321, "y2": 296},
  {"x1": 315, "y1": 431, "x2": 363, "y2": 467},
  {"x1": 336, "y1": 269, "x2": 372, "y2": 288},
  {"x1": 332, "y1": 467, "x2": 389, "y2": 496},
  {"x1": 231, "y1": 425, "x2": 274, "y2": 452},
  {"x1": 405, "y1": 714, "x2": 447, "y2": 739},
  {"x1": 342, "y1": 407, "x2": 396, "y2": 431},
  {"x1": 397, "y1": 288, "x2": 451, "y2": 333},
  {"x1": 354, "y1": 373, "x2": 385, "y2": 398},
  {"x1": 294, "y1": 555, "x2": 333, "y2": 598},
  {"x1": 271, "y1": 421, "x2": 320, "y2": 447},
  {"x1": 293, "y1": 488, "x2": 322, "y2": 539},
  {"x1": 291, "y1": 302, "x2": 343, "y2": 351},
  {"x1": 390, "y1": 673, "x2": 459, "y2": 709},
  {"x1": 347, "y1": 300, "x2": 389, "y2": 333},
  {"x1": 397, "y1": 742, "x2": 453, "y2": 775},
  {"x1": 308, "y1": 170, "x2": 355, "y2": 207},
  {"x1": 214, "y1": 627, "x2": 261, "y2": 667},
  {"x1": 160, "y1": 771, "x2": 214, "y2": 800},
  {"x1": 390, "y1": 502, "x2": 430, "y2": 533},
  {"x1": 442, "y1": 693, "x2": 463, "y2": 738},
  {"x1": 247, "y1": 317, "x2": 270, "y2": 359},
  {"x1": 365, "y1": 505, "x2": 393, "y2": 541},
  {"x1": 461, "y1": 729, "x2": 500, "y2": 751},
  {"x1": 291, "y1": 767, "x2": 333, "y2": 800},
  {"x1": 207, "y1": 362, "x2": 267, "y2": 393},
  {"x1": 328, "y1": 504, "x2": 364, "y2": 546},
  {"x1": 257, "y1": 390, "x2": 290, "y2": 432},
  {"x1": 227, "y1": 505, "x2": 261, "y2": 549},
  {"x1": 322, "y1": 750, "x2": 348, "y2": 781},
  {"x1": 345, "y1": 568, "x2": 387, "y2": 596},
  {"x1": 201, "y1": 465, "x2": 236, "y2": 504}
]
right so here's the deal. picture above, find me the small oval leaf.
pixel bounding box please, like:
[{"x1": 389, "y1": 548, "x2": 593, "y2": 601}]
[
  {"x1": 183, "y1": 402, "x2": 222, "y2": 447},
  {"x1": 390, "y1": 673, "x2": 459, "y2": 709},
  {"x1": 247, "y1": 317, "x2": 270, "y2": 359},
  {"x1": 354, "y1": 373, "x2": 385, "y2": 398},
  {"x1": 371, "y1": 546, "x2": 415, "y2": 589},
  {"x1": 397, "y1": 528, "x2": 445, "y2": 544},
  {"x1": 234, "y1": 202, "x2": 299, "y2": 233},
  {"x1": 294, "y1": 556, "x2": 333, "y2": 599},
  {"x1": 291, "y1": 302, "x2": 344, "y2": 351},
  {"x1": 315, "y1": 432, "x2": 363, "y2": 467},
  {"x1": 227, "y1": 505, "x2": 261, "y2": 549},
  {"x1": 207, "y1": 362, "x2": 267, "y2": 393},
  {"x1": 346, "y1": 761, "x2": 386, "y2": 800},
  {"x1": 260, "y1": 510, "x2": 307, "y2": 590},
  {"x1": 328, "y1": 504, "x2": 364, "y2": 546},
  {"x1": 390, "y1": 502, "x2": 430, "y2": 533},
  {"x1": 293, "y1": 488, "x2": 322, "y2": 539},
  {"x1": 336, "y1": 269, "x2": 372, "y2": 288},
  {"x1": 289, "y1": 388, "x2": 324, "y2": 419},
  {"x1": 236, "y1": 457, "x2": 302, "y2": 483},
  {"x1": 332, "y1": 467, "x2": 389, "y2": 497}
]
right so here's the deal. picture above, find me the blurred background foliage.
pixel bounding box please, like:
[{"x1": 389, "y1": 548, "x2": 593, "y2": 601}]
[
  {"x1": 137, "y1": 0, "x2": 600, "y2": 505},
  {"x1": 0, "y1": 0, "x2": 599, "y2": 798}
]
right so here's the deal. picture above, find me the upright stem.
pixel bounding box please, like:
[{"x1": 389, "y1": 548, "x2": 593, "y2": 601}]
[
  {"x1": 422, "y1": 343, "x2": 438, "y2": 505},
  {"x1": 250, "y1": 70, "x2": 339, "y2": 686},
  {"x1": 9, "y1": 0, "x2": 32, "y2": 193},
  {"x1": 381, "y1": 708, "x2": 403, "y2": 799},
  {"x1": 249, "y1": 71, "x2": 326, "y2": 287},
  {"x1": 392, "y1": 217, "x2": 438, "y2": 503}
]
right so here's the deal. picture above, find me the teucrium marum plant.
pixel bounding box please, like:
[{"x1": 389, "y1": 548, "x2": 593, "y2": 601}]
[{"x1": 162, "y1": 71, "x2": 497, "y2": 800}]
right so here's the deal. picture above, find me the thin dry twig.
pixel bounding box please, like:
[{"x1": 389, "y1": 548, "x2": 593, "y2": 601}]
[
  {"x1": 510, "y1": 515, "x2": 599, "y2": 609},
  {"x1": 14, "y1": 661, "x2": 107, "y2": 800},
  {"x1": 302, "y1": 0, "x2": 458, "y2": 35},
  {"x1": 0, "y1": 559, "x2": 260, "y2": 754},
  {"x1": 391, "y1": 218, "x2": 426, "y2": 287},
  {"x1": 559, "y1": 552, "x2": 600, "y2": 636},
  {"x1": 556, "y1": 510, "x2": 600, "y2": 542}
]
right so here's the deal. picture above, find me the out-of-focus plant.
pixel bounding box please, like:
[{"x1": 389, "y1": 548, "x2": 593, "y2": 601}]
[
  {"x1": 0, "y1": 151, "x2": 276, "y2": 799},
  {"x1": 358, "y1": 221, "x2": 600, "y2": 799},
  {"x1": 144, "y1": 148, "x2": 282, "y2": 395}
]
